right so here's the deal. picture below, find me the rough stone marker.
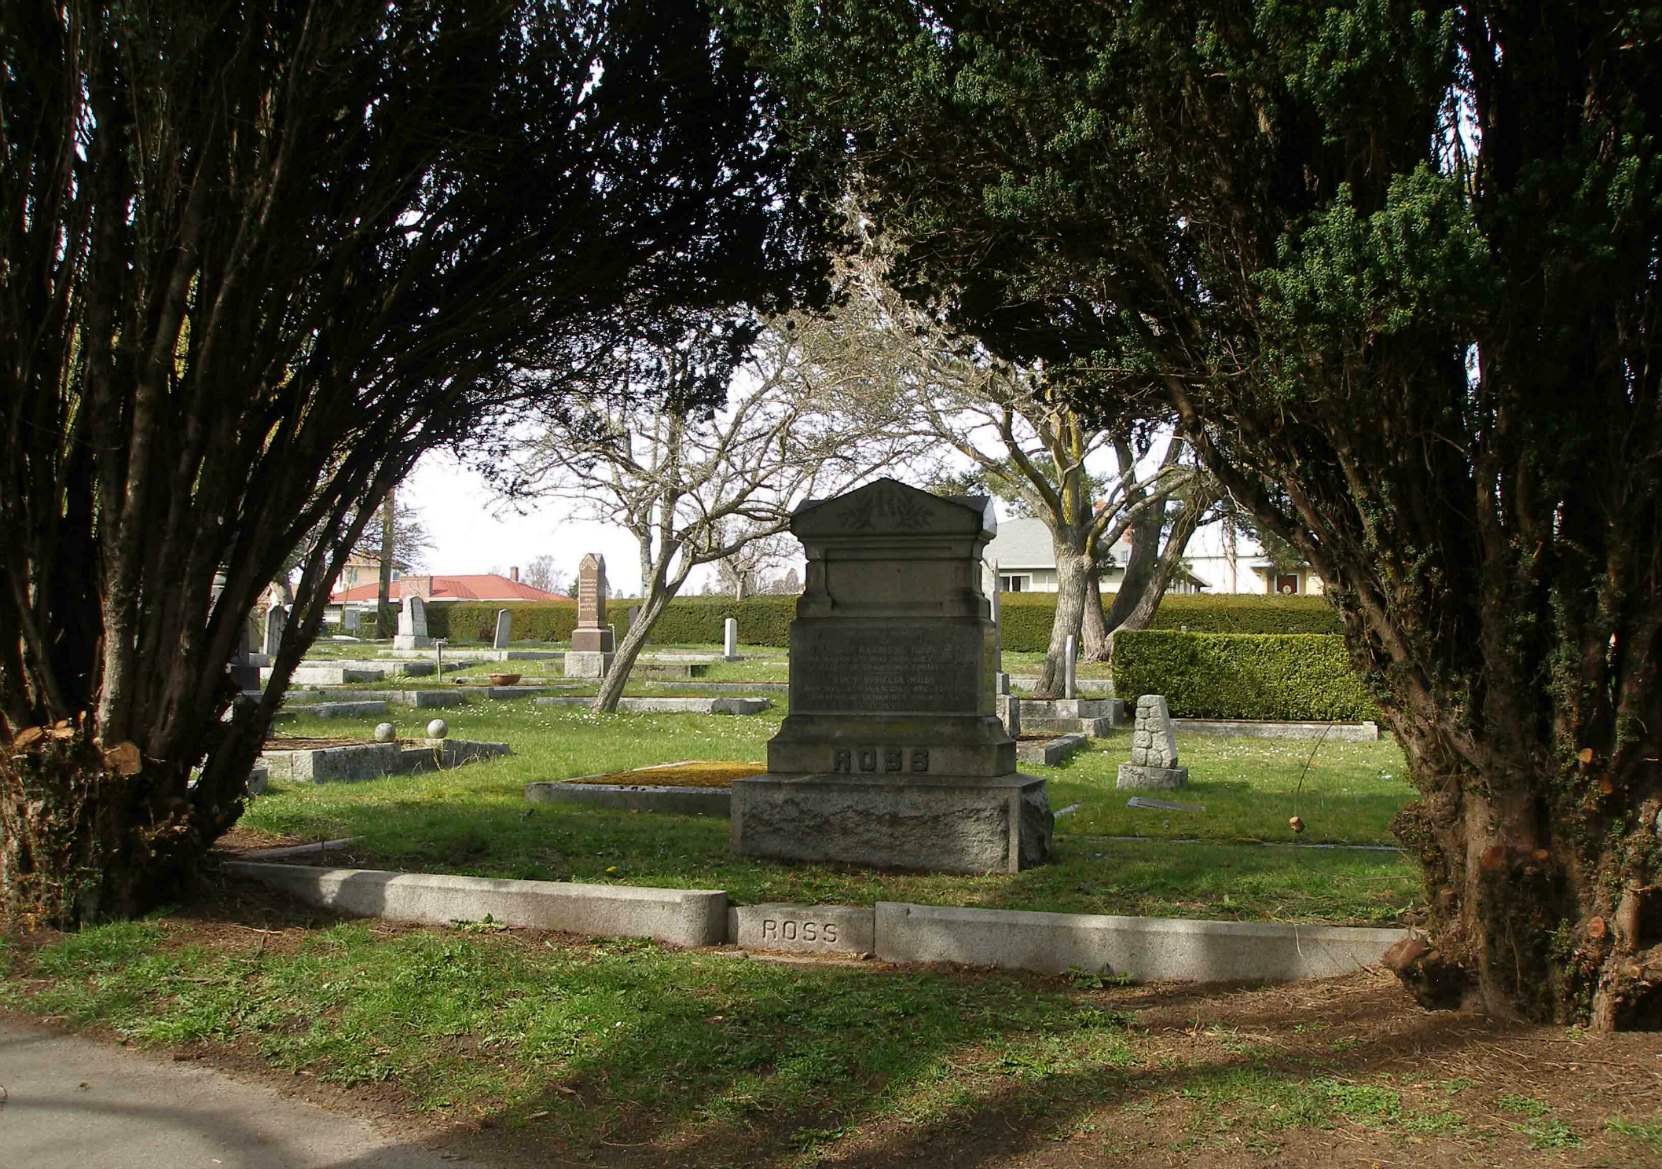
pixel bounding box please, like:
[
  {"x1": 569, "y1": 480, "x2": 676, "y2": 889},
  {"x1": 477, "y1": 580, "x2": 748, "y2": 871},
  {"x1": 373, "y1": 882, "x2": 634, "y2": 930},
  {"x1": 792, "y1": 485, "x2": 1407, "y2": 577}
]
[
  {"x1": 730, "y1": 477, "x2": 1053, "y2": 873},
  {"x1": 565, "y1": 552, "x2": 615, "y2": 678},
  {"x1": 1117, "y1": 694, "x2": 1189, "y2": 790}
]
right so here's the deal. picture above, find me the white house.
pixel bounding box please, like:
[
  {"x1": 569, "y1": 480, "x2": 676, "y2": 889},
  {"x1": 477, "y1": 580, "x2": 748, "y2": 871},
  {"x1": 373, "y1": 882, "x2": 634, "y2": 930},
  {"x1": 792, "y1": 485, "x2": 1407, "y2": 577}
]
[
  {"x1": 984, "y1": 516, "x2": 1205, "y2": 594},
  {"x1": 1181, "y1": 521, "x2": 1326, "y2": 595}
]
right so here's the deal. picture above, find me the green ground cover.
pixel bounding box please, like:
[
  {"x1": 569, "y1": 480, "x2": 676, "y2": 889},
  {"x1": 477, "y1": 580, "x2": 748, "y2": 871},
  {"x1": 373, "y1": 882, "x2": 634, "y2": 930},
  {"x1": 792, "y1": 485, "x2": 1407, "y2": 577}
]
[
  {"x1": 4, "y1": 915, "x2": 1656, "y2": 1167},
  {"x1": 247, "y1": 701, "x2": 1419, "y2": 926}
]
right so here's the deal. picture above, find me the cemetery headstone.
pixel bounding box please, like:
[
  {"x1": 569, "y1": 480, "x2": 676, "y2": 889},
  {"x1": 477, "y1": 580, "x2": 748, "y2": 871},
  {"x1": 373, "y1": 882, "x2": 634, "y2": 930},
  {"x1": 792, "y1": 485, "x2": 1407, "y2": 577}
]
[
  {"x1": 997, "y1": 692, "x2": 1022, "y2": 739},
  {"x1": 983, "y1": 557, "x2": 1004, "y2": 674},
  {"x1": 393, "y1": 595, "x2": 432, "y2": 649},
  {"x1": 342, "y1": 607, "x2": 360, "y2": 633},
  {"x1": 493, "y1": 608, "x2": 512, "y2": 650},
  {"x1": 1116, "y1": 694, "x2": 1189, "y2": 790},
  {"x1": 1063, "y1": 634, "x2": 1078, "y2": 700},
  {"x1": 724, "y1": 617, "x2": 740, "y2": 661},
  {"x1": 262, "y1": 605, "x2": 288, "y2": 657},
  {"x1": 730, "y1": 477, "x2": 1053, "y2": 873},
  {"x1": 565, "y1": 553, "x2": 615, "y2": 677},
  {"x1": 216, "y1": 572, "x2": 261, "y2": 691}
]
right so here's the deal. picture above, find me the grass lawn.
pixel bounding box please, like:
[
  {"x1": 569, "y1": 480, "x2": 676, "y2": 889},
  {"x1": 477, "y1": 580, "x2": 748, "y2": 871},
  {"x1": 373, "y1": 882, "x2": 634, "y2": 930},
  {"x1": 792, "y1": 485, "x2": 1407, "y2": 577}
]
[
  {"x1": 4, "y1": 902, "x2": 1658, "y2": 1169},
  {"x1": 245, "y1": 700, "x2": 1420, "y2": 926},
  {"x1": 9, "y1": 666, "x2": 1656, "y2": 1167}
]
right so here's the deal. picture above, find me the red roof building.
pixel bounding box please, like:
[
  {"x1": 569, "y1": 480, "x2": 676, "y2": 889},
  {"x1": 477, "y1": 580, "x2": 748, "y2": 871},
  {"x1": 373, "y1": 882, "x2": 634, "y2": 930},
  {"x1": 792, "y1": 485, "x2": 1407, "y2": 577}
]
[{"x1": 331, "y1": 571, "x2": 568, "y2": 604}]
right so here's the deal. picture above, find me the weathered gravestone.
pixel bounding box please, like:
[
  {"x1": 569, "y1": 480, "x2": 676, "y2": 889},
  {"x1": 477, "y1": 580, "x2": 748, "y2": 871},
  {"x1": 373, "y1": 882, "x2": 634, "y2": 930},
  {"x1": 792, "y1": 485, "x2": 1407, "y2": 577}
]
[
  {"x1": 1116, "y1": 694, "x2": 1189, "y2": 790},
  {"x1": 730, "y1": 478, "x2": 1053, "y2": 873},
  {"x1": 214, "y1": 572, "x2": 261, "y2": 691},
  {"x1": 493, "y1": 608, "x2": 512, "y2": 650},
  {"x1": 341, "y1": 607, "x2": 360, "y2": 633},
  {"x1": 565, "y1": 553, "x2": 615, "y2": 677},
  {"x1": 393, "y1": 595, "x2": 432, "y2": 649},
  {"x1": 724, "y1": 617, "x2": 740, "y2": 661},
  {"x1": 262, "y1": 605, "x2": 288, "y2": 657}
]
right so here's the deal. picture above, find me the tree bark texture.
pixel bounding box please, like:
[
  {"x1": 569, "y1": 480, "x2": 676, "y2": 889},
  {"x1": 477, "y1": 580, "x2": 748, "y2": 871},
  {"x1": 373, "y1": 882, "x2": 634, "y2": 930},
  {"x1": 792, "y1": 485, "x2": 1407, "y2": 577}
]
[{"x1": 1035, "y1": 541, "x2": 1094, "y2": 696}]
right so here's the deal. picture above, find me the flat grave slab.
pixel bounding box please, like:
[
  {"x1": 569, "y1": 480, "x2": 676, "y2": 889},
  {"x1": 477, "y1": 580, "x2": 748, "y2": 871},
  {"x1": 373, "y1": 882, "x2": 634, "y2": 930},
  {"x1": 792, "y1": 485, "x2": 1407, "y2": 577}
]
[
  {"x1": 1173, "y1": 718, "x2": 1381, "y2": 741},
  {"x1": 534, "y1": 696, "x2": 769, "y2": 715},
  {"x1": 525, "y1": 760, "x2": 760, "y2": 816},
  {"x1": 259, "y1": 737, "x2": 509, "y2": 783},
  {"x1": 1014, "y1": 733, "x2": 1088, "y2": 766}
]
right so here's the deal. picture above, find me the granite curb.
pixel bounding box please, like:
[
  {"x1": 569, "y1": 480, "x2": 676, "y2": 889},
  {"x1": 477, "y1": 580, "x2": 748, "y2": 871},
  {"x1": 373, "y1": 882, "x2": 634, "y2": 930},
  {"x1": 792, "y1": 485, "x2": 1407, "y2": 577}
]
[
  {"x1": 227, "y1": 861, "x2": 727, "y2": 948},
  {"x1": 229, "y1": 863, "x2": 1403, "y2": 984}
]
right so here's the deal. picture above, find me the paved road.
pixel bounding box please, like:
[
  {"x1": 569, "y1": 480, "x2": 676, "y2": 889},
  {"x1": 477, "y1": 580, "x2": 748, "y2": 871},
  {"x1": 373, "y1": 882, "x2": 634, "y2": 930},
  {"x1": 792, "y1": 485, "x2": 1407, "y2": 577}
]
[{"x1": 0, "y1": 1021, "x2": 480, "y2": 1169}]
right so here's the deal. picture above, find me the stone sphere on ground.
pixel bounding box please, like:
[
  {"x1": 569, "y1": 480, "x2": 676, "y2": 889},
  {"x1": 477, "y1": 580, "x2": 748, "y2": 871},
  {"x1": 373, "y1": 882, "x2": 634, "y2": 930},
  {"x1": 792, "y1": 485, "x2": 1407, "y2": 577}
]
[
  {"x1": 373, "y1": 722, "x2": 396, "y2": 743},
  {"x1": 426, "y1": 718, "x2": 449, "y2": 740}
]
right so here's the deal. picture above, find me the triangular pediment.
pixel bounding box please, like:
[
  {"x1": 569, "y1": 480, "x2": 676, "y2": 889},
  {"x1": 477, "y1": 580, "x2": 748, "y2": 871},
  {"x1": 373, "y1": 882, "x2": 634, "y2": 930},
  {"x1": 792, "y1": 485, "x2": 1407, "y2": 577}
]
[{"x1": 792, "y1": 478, "x2": 995, "y2": 538}]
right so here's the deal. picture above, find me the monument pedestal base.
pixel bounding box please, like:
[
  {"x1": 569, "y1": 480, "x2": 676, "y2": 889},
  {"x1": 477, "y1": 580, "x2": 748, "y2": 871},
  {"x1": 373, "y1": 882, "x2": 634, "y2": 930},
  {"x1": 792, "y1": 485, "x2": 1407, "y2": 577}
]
[
  {"x1": 1116, "y1": 763, "x2": 1189, "y2": 790},
  {"x1": 564, "y1": 650, "x2": 614, "y2": 678},
  {"x1": 392, "y1": 635, "x2": 433, "y2": 650},
  {"x1": 731, "y1": 772, "x2": 1052, "y2": 874}
]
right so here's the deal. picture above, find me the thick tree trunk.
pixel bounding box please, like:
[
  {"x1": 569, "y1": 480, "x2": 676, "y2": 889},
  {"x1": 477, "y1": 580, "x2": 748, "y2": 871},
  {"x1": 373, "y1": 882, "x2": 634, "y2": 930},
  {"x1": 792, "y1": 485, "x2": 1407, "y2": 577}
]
[
  {"x1": 376, "y1": 490, "x2": 397, "y2": 640},
  {"x1": 1113, "y1": 497, "x2": 1205, "y2": 634},
  {"x1": 1079, "y1": 572, "x2": 1110, "y2": 661},
  {"x1": 1102, "y1": 506, "x2": 1163, "y2": 634},
  {"x1": 1382, "y1": 700, "x2": 1662, "y2": 1028},
  {"x1": 1036, "y1": 541, "x2": 1093, "y2": 696},
  {"x1": 591, "y1": 586, "x2": 677, "y2": 713}
]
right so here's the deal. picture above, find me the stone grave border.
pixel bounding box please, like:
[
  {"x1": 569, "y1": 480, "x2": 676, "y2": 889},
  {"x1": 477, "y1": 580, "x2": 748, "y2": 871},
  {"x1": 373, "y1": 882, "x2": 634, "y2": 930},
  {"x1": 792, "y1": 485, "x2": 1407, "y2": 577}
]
[
  {"x1": 227, "y1": 859, "x2": 1407, "y2": 985},
  {"x1": 533, "y1": 696, "x2": 769, "y2": 716},
  {"x1": 259, "y1": 738, "x2": 510, "y2": 783},
  {"x1": 1014, "y1": 732, "x2": 1088, "y2": 767}
]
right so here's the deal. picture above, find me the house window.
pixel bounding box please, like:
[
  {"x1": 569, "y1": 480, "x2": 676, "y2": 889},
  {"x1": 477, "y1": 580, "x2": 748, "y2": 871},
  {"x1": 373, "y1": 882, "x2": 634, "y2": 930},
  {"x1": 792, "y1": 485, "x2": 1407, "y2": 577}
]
[
  {"x1": 1273, "y1": 573, "x2": 1300, "y2": 595},
  {"x1": 1000, "y1": 573, "x2": 1032, "y2": 593}
]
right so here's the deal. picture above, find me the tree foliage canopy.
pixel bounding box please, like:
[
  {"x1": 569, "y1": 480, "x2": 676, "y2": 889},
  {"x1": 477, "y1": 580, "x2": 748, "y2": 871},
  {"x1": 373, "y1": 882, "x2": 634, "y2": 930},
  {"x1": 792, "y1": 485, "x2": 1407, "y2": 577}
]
[
  {"x1": 734, "y1": 0, "x2": 1662, "y2": 1026},
  {"x1": 0, "y1": 0, "x2": 829, "y2": 923}
]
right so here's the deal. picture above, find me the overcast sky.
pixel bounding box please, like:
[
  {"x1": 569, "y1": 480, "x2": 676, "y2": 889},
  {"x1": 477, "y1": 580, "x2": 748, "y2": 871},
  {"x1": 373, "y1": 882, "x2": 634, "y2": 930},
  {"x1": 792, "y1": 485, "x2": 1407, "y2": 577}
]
[{"x1": 401, "y1": 450, "x2": 651, "y2": 597}]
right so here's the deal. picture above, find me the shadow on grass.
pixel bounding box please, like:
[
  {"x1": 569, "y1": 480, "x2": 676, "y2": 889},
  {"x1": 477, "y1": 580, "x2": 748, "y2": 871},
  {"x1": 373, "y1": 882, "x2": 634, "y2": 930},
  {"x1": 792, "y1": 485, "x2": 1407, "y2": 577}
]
[
  {"x1": 413, "y1": 963, "x2": 1510, "y2": 1169},
  {"x1": 15, "y1": 880, "x2": 1651, "y2": 1169}
]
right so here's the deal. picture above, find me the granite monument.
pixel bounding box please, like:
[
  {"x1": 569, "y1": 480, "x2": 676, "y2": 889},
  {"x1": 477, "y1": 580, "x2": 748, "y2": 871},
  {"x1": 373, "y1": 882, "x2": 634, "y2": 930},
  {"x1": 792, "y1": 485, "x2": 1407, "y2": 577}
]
[
  {"x1": 565, "y1": 553, "x2": 615, "y2": 677},
  {"x1": 730, "y1": 478, "x2": 1052, "y2": 873}
]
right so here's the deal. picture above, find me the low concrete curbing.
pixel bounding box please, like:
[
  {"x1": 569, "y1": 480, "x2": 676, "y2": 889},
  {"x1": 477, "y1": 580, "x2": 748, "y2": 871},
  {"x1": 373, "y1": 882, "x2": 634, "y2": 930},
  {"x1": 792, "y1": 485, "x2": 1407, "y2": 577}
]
[
  {"x1": 284, "y1": 700, "x2": 390, "y2": 719},
  {"x1": 228, "y1": 862, "x2": 728, "y2": 948},
  {"x1": 872, "y1": 901, "x2": 1406, "y2": 982},
  {"x1": 1015, "y1": 733, "x2": 1087, "y2": 766},
  {"x1": 1174, "y1": 718, "x2": 1381, "y2": 742},
  {"x1": 260, "y1": 738, "x2": 510, "y2": 783},
  {"x1": 534, "y1": 696, "x2": 770, "y2": 715},
  {"x1": 227, "y1": 861, "x2": 1405, "y2": 984},
  {"x1": 524, "y1": 781, "x2": 731, "y2": 817}
]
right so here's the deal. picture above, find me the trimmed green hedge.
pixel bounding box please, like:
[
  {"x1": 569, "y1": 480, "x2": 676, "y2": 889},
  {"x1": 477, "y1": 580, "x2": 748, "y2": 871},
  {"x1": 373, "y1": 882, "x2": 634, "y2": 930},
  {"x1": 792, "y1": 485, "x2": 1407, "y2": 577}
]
[
  {"x1": 642, "y1": 595, "x2": 797, "y2": 645},
  {"x1": 357, "y1": 591, "x2": 1338, "y2": 654},
  {"x1": 427, "y1": 601, "x2": 580, "y2": 643},
  {"x1": 421, "y1": 595, "x2": 797, "y2": 646},
  {"x1": 998, "y1": 592, "x2": 1339, "y2": 649},
  {"x1": 1110, "y1": 630, "x2": 1379, "y2": 722}
]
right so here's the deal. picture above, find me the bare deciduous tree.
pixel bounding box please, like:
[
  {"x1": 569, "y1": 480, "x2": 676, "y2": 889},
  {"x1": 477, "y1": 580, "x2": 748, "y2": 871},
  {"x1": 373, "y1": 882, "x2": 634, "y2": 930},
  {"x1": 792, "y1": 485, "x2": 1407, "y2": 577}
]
[{"x1": 512, "y1": 316, "x2": 924, "y2": 711}]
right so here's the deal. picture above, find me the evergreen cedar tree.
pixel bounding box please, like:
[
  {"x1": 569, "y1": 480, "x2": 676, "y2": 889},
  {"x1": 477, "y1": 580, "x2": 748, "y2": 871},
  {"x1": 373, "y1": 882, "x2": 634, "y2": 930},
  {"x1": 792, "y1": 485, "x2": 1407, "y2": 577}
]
[
  {"x1": 0, "y1": 2, "x2": 830, "y2": 925},
  {"x1": 731, "y1": 0, "x2": 1662, "y2": 1028}
]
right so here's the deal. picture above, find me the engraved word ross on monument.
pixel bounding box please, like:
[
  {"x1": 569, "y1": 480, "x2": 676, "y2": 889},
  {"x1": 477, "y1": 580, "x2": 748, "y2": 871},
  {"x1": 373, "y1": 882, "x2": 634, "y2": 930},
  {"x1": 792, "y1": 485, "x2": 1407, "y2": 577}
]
[
  {"x1": 565, "y1": 553, "x2": 615, "y2": 678},
  {"x1": 730, "y1": 478, "x2": 1053, "y2": 873}
]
